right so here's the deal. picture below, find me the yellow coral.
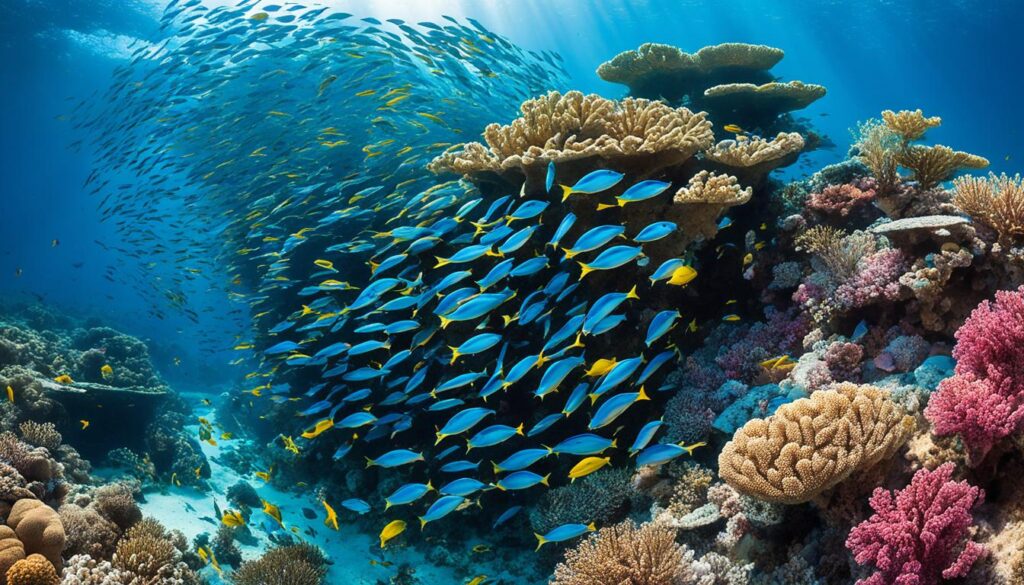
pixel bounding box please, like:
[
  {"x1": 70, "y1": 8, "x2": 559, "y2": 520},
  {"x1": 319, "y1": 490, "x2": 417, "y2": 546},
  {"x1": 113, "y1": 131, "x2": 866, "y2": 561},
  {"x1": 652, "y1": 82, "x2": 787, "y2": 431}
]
[
  {"x1": 427, "y1": 91, "x2": 713, "y2": 179},
  {"x1": 596, "y1": 42, "x2": 783, "y2": 87},
  {"x1": 953, "y1": 173, "x2": 1024, "y2": 242},
  {"x1": 701, "y1": 81, "x2": 826, "y2": 114},
  {"x1": 882, "y1": 109, "x2": 941, "y2": 142},
  {"x1": 895, "y1": 144, "x2": 989, "y2": 189},
  {"x1": 718, "y1": 383, "x2": 915, "y2": 504},
  {"x1": 551, "y1": 520, "x2": 687, "y2": 585},
  {"x1": 4, "y1": 554, "x2": 58, "y2": 585}
]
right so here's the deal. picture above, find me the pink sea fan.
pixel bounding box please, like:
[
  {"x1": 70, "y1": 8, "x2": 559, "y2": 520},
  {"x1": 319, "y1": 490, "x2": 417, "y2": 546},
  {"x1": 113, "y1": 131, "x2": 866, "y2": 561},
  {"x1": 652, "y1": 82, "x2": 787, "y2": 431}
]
[
  {"x1": 846, "y1": 463, "x2": 985, "y2": 585},
  {"x1": 835, "y1": 249, "x2": 908, "y2": 309},
  {"x1": 924, "y1": 286, "x2": 1024, "y2": 465},
  {"x1": 807, "y1": 182, "x2": 876, "y2": 217}
]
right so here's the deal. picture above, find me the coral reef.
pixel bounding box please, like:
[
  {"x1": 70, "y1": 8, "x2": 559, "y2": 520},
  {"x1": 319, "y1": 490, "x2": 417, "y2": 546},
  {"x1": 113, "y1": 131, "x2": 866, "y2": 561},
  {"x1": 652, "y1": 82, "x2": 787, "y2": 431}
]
[
  {"x1": 551, "y1": 520, "x2": 688, "y2": 585},
  {"x1": 230, "y1": 544, "x2": 326, "y2": 585}
]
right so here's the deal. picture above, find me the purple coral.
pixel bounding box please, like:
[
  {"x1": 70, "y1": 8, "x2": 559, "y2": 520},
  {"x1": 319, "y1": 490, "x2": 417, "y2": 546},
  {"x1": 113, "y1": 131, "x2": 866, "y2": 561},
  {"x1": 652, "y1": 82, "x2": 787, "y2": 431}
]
[
  {"x1": 924, "y1": 286, "x2": 1024, "y2": 465},
  {"x1": 846, "y1": 463, "x2": 985, "y2": 585},
  {"x1": 824, "y1": 341, "x2": 864, "y2": 382},
  {"x1": 835, "y1": 249, "x2": 908, "y2": 309}
]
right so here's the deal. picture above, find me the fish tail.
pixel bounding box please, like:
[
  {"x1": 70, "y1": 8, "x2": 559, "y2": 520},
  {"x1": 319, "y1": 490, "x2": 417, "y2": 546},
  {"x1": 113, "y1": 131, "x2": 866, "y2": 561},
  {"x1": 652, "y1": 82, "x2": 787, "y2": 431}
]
[
  {"x1": 540, "y1": 473, "x2": 550, "y2": 487},
  {"x1": 491, "y1": 461, "x2": 501, "y2": 475},
  {"x1": 559, "y1": 184, "x2": 573, "y2": 202},
  {"x1": 544, "y1": 444, "x2": 554, "y2": 454},
  {"x1": 562, "y1": 247, "x2": 577, "y2": 260},
  {"x1": 384, "y1": 501, "x2": 391, "y2": 511},
  {"x1": 588, "y1": 393, "x2": 599, "y2": 405},
  {"x1": 610, "y1": 438, "x2": 618, "y2": 449},
  {"x1": 449, "y1": 347, "x2": 459, "y2": 365},
  {"x1": 438, "y1": 316, "x2": 452, "y2": 329},
  {"x1": 587, "y1": 522, "x2": 596, "y2": 531},
  {"x1": 433, "y1": 256, "x2": 450, "y2": 268},
  {"x1": 419, "y1": 517, "x2": 427, "y2": 530},
  {"x1": 534, "y1": 534, "x2": 546, "y2": 551},
  {"x1": 637, "y1": 386, "x2": 650, "y2": 401},
  {"x1": 364, "y1": 457, "x2": 375, "y2": 468},
  {"x1": 626, "y1": 285, "x2": 639, "y2": 301},
  {"x1": 595, "y1": 203, "x2": 616, "y2": 211},
  {"x1": 426, "y1": 480, "x2": 434, "y2": 491},
  {"x1": 515, "y1": 422, "x2": 524, "y2": 436},
  {"x1": 577, "y1": 262, "x2": 593, "y2": 280}
]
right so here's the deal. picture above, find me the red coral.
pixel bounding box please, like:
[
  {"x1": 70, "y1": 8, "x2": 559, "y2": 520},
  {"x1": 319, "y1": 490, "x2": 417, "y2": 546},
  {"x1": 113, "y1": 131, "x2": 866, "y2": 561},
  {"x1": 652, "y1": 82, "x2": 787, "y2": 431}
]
[
  {"x1": 924, "y1": 286, "x2": 1024, "y2": 465},
  {"x1": 807, "y1": 182, "x2": 876, "y2": 217},
  {"x1": 846, "y1": 463, "x2": 985, "y2": 585}
]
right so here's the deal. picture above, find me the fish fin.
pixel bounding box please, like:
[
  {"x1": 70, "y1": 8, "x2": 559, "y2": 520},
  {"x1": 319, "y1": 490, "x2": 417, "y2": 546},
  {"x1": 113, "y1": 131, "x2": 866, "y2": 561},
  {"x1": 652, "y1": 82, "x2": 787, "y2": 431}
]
[
  {"x1": 534, "y1": 534, "x2": 546, "y2": 551},
  {"x1": 364, "y1": 457, "x2": 374, "y2": 468},
  {"x1": 434, "y1": 433, "x2": 444, "y2": 445},
  {"x1": 544, "y1": 444, "x2": 554, "y2": 454},
  {"x1": 384, "y1": 501, "x2": 391, "y2": 511},
  {"x1": 515, "y1": 422, "x2": 524, "y2": 436},
  {"x1": 637, "y1": 386, "x2": 650, "y2": 401},
  {"x1": 610, "y1": 438, "x2": 618, "y2": 449},
  {"x1": 541, "y1": 473, "x2": 550, "y2": 487},
  {"x1": 433, "y1": 256, "x2": 450, "y2": 268},
  {"x1": 562, "y1": 247, "x2": 577, "y2": 260},
  {"x1": 588, "y1": 393, "x2": 598, "y2": 405},
  {"x1": 438, "y1": 316, "x2": 452, "y2": 329},
  {"x1": 491, "y1": 461, "x2": 501, "y2": 475},
  {"x1": 595, "y1": 203, "x2": 616, "y2": 211},
  {"x1": 559, "y1": 185, "x2": 573, "y2": 202},
  {"x1": 449, "y1": 347, "x2": 459, "y2": 365},
  {"x1": 626, "y1": 285, "x2": 639, "y2": 301},
  {"x1": 587, "y1": 522, "x2": 596, "y2": 531},
  {"x1": 419, "y1": 517, "x2": 427, "y2": 530},
  {"x1": 577, "y1": 262, "x2": 593, "y2": 280}
]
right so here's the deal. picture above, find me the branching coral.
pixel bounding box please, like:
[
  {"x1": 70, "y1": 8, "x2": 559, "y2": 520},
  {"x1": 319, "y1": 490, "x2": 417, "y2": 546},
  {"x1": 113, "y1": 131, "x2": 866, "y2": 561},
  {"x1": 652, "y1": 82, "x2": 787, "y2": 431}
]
[
  {"x1": 924, "y1": 286, "x2": 1024, "y2": 465},
  {"x1": 16, "y1": 423, "x2": 60, "y2": 453},
  {"x1": 881, "y1": 109, "x2": 942, "y2": 143},
  {"x1": 953, "y1": 173, "x2": 1024, "y2": 243},
  {"x1": 551, "y1": 520, "x2": 687, "y2": 585},
  {"x1": 231, "y1": 544, "x2": 326, "y2": 585},
  {"x1": 718, "y1": 383, "x2": 915, "y2": 504},
  {"x1": 427, "y1": 90, "x2": 714, "y2": 180},
  {"x1": 846, "y1": 463, "x2": 985, "y2": 585},
  {"x1": 895, "y1": 145, "x2": 989, "y2": 190},
  {"x1": 109, "y1": 518, "x2": 197, "y2": 584}
]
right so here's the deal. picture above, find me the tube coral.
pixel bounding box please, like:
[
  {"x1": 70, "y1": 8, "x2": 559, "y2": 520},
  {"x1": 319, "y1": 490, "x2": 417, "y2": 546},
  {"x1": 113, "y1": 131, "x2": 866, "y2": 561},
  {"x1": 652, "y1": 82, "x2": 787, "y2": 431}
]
[
  {"x1": 846, "y1": 463, "x2": 985, "y2": 585},
  {"x1": 924, "y1": 286, "x2": 1024, "y2": 465}
]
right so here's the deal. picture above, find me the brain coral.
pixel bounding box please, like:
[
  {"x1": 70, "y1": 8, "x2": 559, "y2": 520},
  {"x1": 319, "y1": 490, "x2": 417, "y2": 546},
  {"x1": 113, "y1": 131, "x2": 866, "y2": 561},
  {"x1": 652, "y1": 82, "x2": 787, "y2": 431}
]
[
  {"x1": 4, "y1": 554, "x2": 58, "y2": 585},
  {"x1": 718, "y1": 383, "x2": 915, "y2": 504},
  {"x1": 0, "y1": 526, "x2": 26, "y2": 585},
  {"x1": 5, "y1": 500, "x2": 65, "y2": 571}
]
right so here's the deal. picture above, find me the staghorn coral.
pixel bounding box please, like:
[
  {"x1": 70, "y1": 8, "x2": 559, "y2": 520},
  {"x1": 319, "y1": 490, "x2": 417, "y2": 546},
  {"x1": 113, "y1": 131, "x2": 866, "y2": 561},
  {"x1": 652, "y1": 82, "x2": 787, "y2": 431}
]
[
  {"x1": 5, "y1": 554, "x2": 58, "y2": 585},
  {"x1": 551, "y1": 520, "x2": 688, "y2": 585},
  {"x1": 925, "y1": 286, "x2": 1024, "y2": 465},
  {"x1": 846, "y1": 463, "x2": 985, "y2": 585},
  {"x1": 718, "y1": 383, "x2": 915, "y2": 504},
  {"x1": 427, "y1": 90, "x2": 714, "y2": 181},
  {"x1": 895, "y1": 144, "x2": 989, "y2": 190},
  {"x1": 953, "y1": 173, "x2": 1024, "y2": 243},
  {"x1": 230, "y1": 544, "x2": 326, "y2": 585},
  {"x1": 881, "y1": 109, "x2": 942, "y2": 143},
  {"x1": 6, "y1": 500, "x2": 64, "y2": 571}
]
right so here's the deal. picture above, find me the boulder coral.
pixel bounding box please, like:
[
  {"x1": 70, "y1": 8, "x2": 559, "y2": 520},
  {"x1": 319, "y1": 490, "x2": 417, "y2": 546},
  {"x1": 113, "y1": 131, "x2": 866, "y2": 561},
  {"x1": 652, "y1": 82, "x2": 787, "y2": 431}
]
[
  {"x1": 5, "y1": 500, "x2": 64, "y2": 571},
  {"x1": 718, "y1": 383, "x2": 915, "y2": 504}
]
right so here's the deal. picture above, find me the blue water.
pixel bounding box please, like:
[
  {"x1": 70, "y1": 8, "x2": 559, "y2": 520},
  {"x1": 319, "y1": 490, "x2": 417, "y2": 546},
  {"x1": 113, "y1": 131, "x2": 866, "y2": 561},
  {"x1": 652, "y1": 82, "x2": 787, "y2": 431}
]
[{"x1": 2, "y1": 0, "x2": 1023, "y2": 580}]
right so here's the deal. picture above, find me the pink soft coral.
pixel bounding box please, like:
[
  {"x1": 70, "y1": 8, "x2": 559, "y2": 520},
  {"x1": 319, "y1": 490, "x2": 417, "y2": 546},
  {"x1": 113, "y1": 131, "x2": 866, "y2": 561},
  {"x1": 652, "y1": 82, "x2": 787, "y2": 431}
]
[
  {"x1": 846, "y1": 463, "x2": 985, "y2": 585},
  {"x1": 835, "y1": 249, "x2": 908, "y2": 309},
  {"x1": 924, "y1": 286, "x2": 1024, "y2": 465},
  {"x1": 807, "y1": 182, "x2": 876, "y2": 217}
]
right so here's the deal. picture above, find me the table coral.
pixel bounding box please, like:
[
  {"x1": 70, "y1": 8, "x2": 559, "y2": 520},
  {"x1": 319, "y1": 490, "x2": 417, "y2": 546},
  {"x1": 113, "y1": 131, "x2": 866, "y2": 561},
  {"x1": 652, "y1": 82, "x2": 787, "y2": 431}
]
[
  {"x1": 846, "y1": 463, "x2": 985, "y2": 585},
  {"x1": 718, "y1": 383, "x2": 915, "y2": 504}
]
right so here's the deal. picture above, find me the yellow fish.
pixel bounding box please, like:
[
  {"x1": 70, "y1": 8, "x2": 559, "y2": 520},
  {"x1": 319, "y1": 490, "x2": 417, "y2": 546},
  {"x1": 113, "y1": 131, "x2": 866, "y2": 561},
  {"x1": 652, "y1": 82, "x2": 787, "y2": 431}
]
[
  {"x1": 79, "y1": 420, "x2": 89, "y2": 430},
  {"x1": 197, "y1": 547, "x2": 208, "y2": 563},
  {"x1": 261, "y1": 500, "x2": 283, "y2": 526},
  {"x1": 249, "y1": 11, "x2": 268, "y2": 21},
  {"x1": 314, "y1": 259, "x2": 335, "y2": 271},
  {"x1": 667, "y1": 266, "x2": 698, "y2": 287},
  {"x1": 54, "y1": 374, "x2": 74, "y2": 384},
  {"x1": 5, "y1": 385, "x2": 13, "y2": 403},
  {"x1": 723, "y1": 124, "x2": 745, "y2": 134},
  {"x1": 100, "y1": 364, "x2": 113, "y2": 380},
  {"x1": 255, "y1": 468, "x2": 272, "y2": 482},
  {"x1": 322, "y1": 500, "x2": 339, "y2": 530},
  {"x1": 301, "y1": 418, "x2": 334, "y2": 440},
  {"x1": 467, "y1": 577, "x2": 489, "y2": 585},
  {"x1": 221, "y1": 510, "x2": 245, "y2": 527},
  {"x1": 281, "y1": 435, "x2": 300, "y2": 454},
  {"x1": 722, "y1": 314, "x2": 742, "y2": 322},
  {"x1": 742, "y1": 252, "x2": 754, "y2": 266},
  {"x1": 568, "y1": 456, "x2": 611, "y2": 481},
  {"x1": 379, "y1": 519, "x2": 407, "y2": 548},
  {"x1": 355, "y1": 89, "x2": 376, "y2": 97},
  {"x1": 688, "y1": 319, "x2": 698, "y2": 333},
  {"x1": 171, "y1": 473, "x2": 180, "y2": 487},
  {"x1": 583, "y1": 358, "x2": 617, "y2": 378},
  {"x1": 471, "y1": 544, "x2": 491, "y2": 553}
]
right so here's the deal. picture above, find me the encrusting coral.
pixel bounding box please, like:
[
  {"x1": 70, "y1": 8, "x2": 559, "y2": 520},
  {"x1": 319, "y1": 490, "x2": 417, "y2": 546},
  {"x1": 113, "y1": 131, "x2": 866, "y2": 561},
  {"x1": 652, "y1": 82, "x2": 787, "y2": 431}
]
[
  {"x1": 718, "y1": 383, "x2": 915, "y2": 504},
  {"x1": 551, "y1": 520, "x2": 689, "y2": 585},
  {"x1": 846, "y1": 463, "x2": 985, "y2": 585}
]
